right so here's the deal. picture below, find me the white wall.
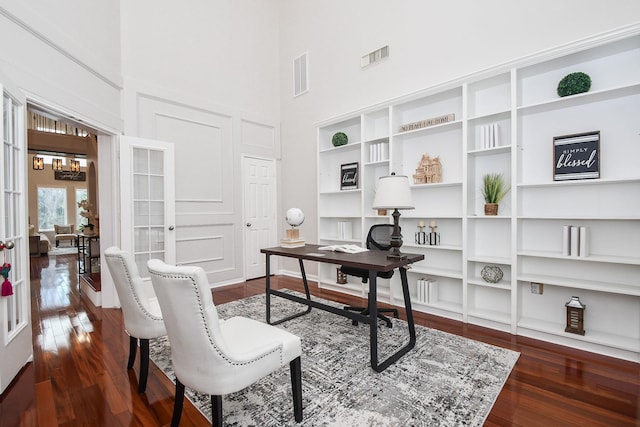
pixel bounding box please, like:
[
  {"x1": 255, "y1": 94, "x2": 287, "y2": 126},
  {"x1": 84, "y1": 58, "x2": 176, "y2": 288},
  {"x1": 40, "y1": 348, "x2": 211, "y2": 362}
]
[
  {"x1": 0, "y1": 1, "x2": 122, "y2": 131},
  {"x1": 120, "y1": 0, "x2": 280, "y2": 118},
  {"x1": 119, "y1": 0, "x2": 282, "y2": 285},
  {"x1": 277, "y1": 0, "x2": 640, "y2": 275}
]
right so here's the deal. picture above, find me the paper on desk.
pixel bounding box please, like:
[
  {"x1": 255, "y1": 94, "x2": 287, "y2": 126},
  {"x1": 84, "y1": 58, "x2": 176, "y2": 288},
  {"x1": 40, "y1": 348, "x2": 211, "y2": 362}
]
[{"x1": 317, "y1": 244, "x2": 368, "y2": 254}]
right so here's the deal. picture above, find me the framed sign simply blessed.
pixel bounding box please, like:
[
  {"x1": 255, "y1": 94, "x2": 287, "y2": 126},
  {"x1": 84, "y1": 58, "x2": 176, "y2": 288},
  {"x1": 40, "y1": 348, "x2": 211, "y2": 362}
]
[
  {"x1": 553, "y1": 131, "x2": 600, "y2": 181},
  {"x1": 340, "y1": 162, "x2": 359, "y2": 190}
]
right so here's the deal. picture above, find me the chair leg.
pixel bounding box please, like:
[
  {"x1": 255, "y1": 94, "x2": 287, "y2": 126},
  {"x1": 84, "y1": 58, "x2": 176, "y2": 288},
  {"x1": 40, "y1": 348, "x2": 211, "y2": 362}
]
[
  {"x1": 138, "y1": 338, "x2": 150, "y2": 393},
  {"x1": 290, "y1": 356, "x2": 303, "y2": 422},
  {"x1": 171, "y1": 379, "x2": 185, "y2": 427},
  {"x1": 211, "y1": 395, "x2": 223, "y2": 427},
  {"x1": 127, "y1": 336, "x2": 137, "y2": 369}
]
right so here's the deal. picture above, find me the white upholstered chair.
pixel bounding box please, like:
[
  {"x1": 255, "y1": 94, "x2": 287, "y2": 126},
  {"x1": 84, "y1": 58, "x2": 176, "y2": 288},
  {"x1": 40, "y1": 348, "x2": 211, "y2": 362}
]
[
  {"x1": 104, "y1": 246, "x2": 166, "y2": 393},
  {"x1": 54, "y1": 224, "x2": 76, "y2": 247},
  {"x1": 147, "y1": 259, "x2": 303, "y2": 426}
]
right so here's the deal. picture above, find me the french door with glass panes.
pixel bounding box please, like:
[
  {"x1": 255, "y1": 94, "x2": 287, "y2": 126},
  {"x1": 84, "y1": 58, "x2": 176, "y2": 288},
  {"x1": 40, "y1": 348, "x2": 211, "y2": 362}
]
[{"x1": 0, "y1": 76, "x2": 32, "y2": 394}]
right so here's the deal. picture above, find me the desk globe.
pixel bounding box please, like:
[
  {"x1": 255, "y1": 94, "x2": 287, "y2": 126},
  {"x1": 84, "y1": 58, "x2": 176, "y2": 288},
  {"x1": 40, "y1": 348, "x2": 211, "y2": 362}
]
[
  {"x1": 283, "y1": 208, "x2": 305, "y2": 247},
  {"x1": 286, "y1": 208, "x2": 305, "y2": 228}
]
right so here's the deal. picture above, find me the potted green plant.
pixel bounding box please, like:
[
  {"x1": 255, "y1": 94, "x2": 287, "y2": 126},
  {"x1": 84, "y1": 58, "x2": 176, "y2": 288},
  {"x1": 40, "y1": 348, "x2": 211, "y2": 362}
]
[{"x1": 481, "y1": 173, "x2": 510, "y2": 215}]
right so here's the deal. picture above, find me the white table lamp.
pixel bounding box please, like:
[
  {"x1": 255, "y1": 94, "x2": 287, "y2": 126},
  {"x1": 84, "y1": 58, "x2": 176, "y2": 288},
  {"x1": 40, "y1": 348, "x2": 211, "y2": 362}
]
[{"x1": 372, "y1": 173, "x2": 414, "y2": 258}]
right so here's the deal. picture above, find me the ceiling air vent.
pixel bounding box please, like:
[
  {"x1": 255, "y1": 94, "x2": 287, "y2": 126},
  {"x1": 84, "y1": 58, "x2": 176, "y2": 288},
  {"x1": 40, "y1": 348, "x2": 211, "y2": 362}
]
[
  {"x1": 361, "y1": 45, "x2": 389, "y2": 69},
  {"x1": 293, "y1": 52, "x2": 309, "y2": 97}
]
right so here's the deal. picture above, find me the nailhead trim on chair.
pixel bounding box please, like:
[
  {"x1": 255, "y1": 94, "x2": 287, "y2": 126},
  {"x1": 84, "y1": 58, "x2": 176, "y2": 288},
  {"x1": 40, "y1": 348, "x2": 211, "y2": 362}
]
[
  {"x1": 150, "y1": 270, "x2": 284, "y2": 367},
  {"x1": 105, "y1": 254, "x2": 163, "y2": 321}
]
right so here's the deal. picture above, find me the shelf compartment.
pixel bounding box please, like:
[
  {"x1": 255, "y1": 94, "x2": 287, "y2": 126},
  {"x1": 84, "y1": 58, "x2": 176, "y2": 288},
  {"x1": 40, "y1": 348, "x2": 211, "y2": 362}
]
[
  {"x1": 467, "y1": 72, "x2": 511, "y2": 118},
  {"x1": 517, "y1": 35, "x2": 640, "y2": 107},
  {"x1": 404, "y1": 273, "x2": 463, "y2": 312},
  {"x1": 518, "y1": 256, "x2": 640, "y2": 295},
  {"x1": 318, "y1": 216, "x2": 362, "y2": 242},
  {"x1": 467, "y1": 149, "x2": 512, "y2": 217},
  {"x1": 517, "y1": 272, "x2": 640, "y2": 296},
  {"x1": 517, "y1": 281, "x2": 640, "y2": 352},
  {"x1": 391, "y1": 87, "x2": 463, "y2": 135},
  {"x1": 468, "y1": 261, "x2": 512, "y2": 290},
  {"x1": 318, "y1": 117, "x2": 361, "y2": 151},
  {"x1": 518, "y1": 218, "x2": 640, "y2": 261},
  {"x1": 392, "y1": 124, "x2": 463, "y2": 183},
  {"x1": 402, "y1": 217, "x2": 462, "y2": 249},
  {"x1": 467, "y1": 219, "x2": 511, "y2": 261},
  {"x1": 518, "y1": 82, "x2": 640, "y2": 114},
  {"x1": 467, "y1": 284, "x2": 511, "y2": 324},
  {"x1": 518, "y1": 180, "x2": 640, "y2": 218},
  {"x1": 318, "y1": 191, "x2": 361, "y2": 217},
  {"x1": 518, "y1": 92, "x2": 640, "y2": 184},
  {"x1": 363, "y1": 108, "x2": 390, "y2": 142},
  {"x1": 466, "y1": 111, "x2": 511, "y2": 152},
  {"x1": 408, "y1": 185, "x2": 463, "y2": 218}
]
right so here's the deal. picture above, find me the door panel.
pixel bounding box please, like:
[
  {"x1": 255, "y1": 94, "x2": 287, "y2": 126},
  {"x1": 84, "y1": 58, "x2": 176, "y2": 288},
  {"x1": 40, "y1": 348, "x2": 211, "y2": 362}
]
[
  {"x1": 119, "y1": 136, "x2": 175, "y2": 277},
  {"x1": 0, "y1": 78, "x2": 32, "y2": 394},
  {"x1": 243, "y1": 156, "x2": 277, "y2": 279}
]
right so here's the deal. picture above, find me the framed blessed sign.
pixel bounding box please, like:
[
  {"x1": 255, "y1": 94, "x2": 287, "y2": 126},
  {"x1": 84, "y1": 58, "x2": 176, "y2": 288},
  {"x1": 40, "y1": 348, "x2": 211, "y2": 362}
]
[
  {"x1": 340, "y1": 162, "x2": 359, "y2": 190},
  {"x1": 553, "y1": 131, "x2": 600, "y2": 181}
]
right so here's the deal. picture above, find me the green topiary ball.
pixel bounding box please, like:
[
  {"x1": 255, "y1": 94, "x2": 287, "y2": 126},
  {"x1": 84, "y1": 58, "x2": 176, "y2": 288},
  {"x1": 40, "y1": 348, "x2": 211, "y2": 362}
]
[
  {"x1": 557, "y1": 72, "x2": 591, "y2": 97},
  {"x1": 332, "y1": 132, "x2": 348, "y2": 147}
]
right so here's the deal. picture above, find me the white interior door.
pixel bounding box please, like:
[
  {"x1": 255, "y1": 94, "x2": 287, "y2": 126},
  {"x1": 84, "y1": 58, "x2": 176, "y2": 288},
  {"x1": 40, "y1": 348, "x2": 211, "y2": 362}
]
[
  {"x1": 243, "y1": 156, "x2": 277, "y2": 279},
  {"x1": 0, "y1": 78, "x2": 32, "y2": 394},
  {"x1": 119, "y1": 136, "x2": 176, "y2": 278}
]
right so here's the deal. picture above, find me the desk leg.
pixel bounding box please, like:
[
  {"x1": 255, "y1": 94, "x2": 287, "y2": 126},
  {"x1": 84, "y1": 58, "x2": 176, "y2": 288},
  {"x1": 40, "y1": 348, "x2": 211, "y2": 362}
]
[
  {"x1": 265, "y1": 256, "x2": 312, "y2": 325},
  {"x1": 368, "y1": 270, "x2": 379, "y2": 370},
  {"x1": 370, "y1": 266, "x2": 416, "y2": 372}
]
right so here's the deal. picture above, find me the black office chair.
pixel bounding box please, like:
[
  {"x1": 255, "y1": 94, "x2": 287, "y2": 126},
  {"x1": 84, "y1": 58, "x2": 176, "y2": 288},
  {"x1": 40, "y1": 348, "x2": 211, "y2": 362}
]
[{"x1": 340, "y1": 224, "x2": 399, "y2": 328}]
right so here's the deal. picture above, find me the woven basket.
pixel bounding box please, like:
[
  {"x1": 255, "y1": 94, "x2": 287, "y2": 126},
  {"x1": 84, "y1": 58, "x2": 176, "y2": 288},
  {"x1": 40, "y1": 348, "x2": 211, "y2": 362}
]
[{"x1": 484, "y1": 203, "x2": 499, "y2": 216}]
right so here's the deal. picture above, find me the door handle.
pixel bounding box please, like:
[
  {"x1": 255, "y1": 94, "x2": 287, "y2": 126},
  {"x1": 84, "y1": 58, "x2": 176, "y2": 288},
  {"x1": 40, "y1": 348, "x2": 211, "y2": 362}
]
[
  {"x1": 168, "y1": 225, "x2": 175, "y2": 231},
  {"x1": 246, "y1": 223, "x2": 251, "y2": 227}
]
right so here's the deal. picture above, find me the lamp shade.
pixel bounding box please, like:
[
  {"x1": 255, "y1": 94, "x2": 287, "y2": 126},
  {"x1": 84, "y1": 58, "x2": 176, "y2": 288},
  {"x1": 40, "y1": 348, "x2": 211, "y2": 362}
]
[{"x1": 372, "y1": 174, "x2": 414, "y2": 210}]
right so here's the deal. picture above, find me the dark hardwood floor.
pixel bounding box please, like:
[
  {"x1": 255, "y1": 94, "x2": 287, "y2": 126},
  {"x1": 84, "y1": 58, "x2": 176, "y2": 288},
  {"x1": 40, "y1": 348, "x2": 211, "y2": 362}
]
[{"x1": 0, "y1": 253, "x2": 638, "y2": 426}]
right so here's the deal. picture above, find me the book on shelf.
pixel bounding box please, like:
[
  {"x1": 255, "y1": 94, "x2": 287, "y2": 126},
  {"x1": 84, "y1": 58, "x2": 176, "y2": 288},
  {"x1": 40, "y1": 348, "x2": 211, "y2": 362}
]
[
  {"x1": 317, "y1": 244, "x2": 368, "y2": 254},
  {"x1": 280, "y1": 238, "x2": 305, "y2": 248}
]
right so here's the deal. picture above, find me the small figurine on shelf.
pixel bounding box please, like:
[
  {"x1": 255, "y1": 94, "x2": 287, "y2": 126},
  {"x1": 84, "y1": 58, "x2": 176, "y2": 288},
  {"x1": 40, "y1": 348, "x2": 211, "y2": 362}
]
[
  {"x1": 427, "y1": 220, "x2": 440, "y2": 246},
  {"x1": 413, "y1": 154, "x2": 442, "y2": 184},
  {"x1": 415, "y1": 221, "x2": 427, "y2": 245}
]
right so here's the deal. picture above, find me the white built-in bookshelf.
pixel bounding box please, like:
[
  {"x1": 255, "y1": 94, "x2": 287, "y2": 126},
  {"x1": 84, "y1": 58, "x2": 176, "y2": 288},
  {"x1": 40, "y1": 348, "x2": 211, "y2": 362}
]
[{"x1": 316, "y1": 26, "x2": 640, "y2": 362}]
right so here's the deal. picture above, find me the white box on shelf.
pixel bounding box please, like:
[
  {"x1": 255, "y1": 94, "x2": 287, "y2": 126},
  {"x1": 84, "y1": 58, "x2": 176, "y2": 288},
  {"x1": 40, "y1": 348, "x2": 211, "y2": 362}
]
[
  {"x1": 428, "y1": 279, "x2": 438, "y2": 304},
  {"x1": 337, "y1": 221, "x2": 353, "y2": 239},
  {"x1": 562, "y1": 225, "x2": 571, "y2": 256},
  {"x1": 579, "y1": 226, "x2": 589, "y2": 258},
  {"x1": 570, "y1": 226, "x2": 580, "y2": 257}
]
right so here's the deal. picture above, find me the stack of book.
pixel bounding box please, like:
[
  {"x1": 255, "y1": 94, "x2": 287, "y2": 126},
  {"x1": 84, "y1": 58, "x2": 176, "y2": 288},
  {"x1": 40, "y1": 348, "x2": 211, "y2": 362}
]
[
  {"x1": 280, "y1": 238, "x2": 305, "y2": 248},
  {"x1": 281, "y1": 228, "x2": 305, "y2": 248},
  {"x1": 562, "y1": 225, "x2": 589, "y2": 257},
  {"x1": 416, "y1": 278, "x2": 438, "y2": 304}
]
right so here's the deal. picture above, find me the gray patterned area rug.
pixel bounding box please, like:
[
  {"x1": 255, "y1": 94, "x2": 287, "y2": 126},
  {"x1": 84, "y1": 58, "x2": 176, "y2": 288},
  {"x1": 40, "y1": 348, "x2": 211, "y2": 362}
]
[{"x1": 149, "y1": 291, "x2": 519, "y2": 426}]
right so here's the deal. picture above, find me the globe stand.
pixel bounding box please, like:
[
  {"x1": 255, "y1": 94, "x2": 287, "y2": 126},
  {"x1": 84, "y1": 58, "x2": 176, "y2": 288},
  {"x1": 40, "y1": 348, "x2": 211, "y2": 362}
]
[{"x1": 286, "y1": 229, "x2": 300, "y2": 240}]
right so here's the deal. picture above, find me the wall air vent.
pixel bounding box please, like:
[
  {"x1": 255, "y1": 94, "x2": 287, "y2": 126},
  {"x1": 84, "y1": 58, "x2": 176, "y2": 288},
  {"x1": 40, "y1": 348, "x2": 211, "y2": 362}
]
[
  {"x1": 293, "y1": 52, "x2": 309, "y2": 97},
  {"x1": 361, "y1": 45, "x2": 389, "y2": 69}
]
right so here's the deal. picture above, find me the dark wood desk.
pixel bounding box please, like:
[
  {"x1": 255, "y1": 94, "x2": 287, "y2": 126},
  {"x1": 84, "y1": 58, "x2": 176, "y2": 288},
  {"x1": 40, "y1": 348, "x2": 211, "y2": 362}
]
[{"x1": 261, "y1": 244, "x2": 424, "y2": 372}]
